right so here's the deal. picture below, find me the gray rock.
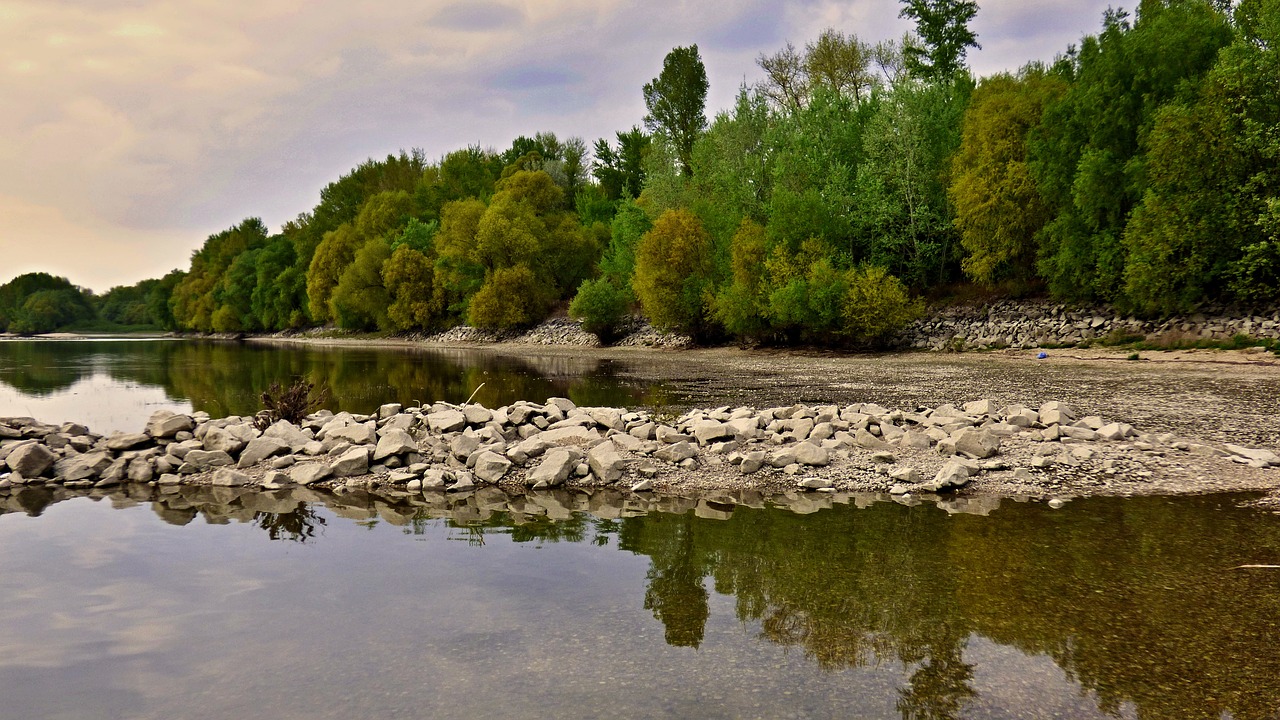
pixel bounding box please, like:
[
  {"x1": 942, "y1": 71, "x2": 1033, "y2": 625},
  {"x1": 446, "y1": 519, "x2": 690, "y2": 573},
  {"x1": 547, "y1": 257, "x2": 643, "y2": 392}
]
[
  {"x1": 331, "y1": 447, "x2": 369, "y2": 477},
  {"x1": 871, "y1": 451, "x2": 897, "y2": 464},
  {"x1": 374, "y1": 429, "x2": 418, "y2": 461},
  {"x1": 263, "y1": 420, "x2": 311, "y2": 449},
  {"x1": 798, "y1": 477, "x2": 833, "y2": 490},
  {"x1": 327, "y1": 423, "x2": 376, "y2": 446},
  {"x1": 630, "y1": 479, "x2": 654, "y2": 492},
  {"x1": 1224, "y1": 444, "x2": 1280, "y2": 467},
  {"x1": 421, "y1": 468, "x2": 450, "y2": 490},
  {"x1": 889, "y1": 466, "x2": 920, "y2": 483},
  {"x1": 203, "y1": 426, "x2": 248, "y2": 455},
  {"x1": 106, "y1": 432, "x2": 151, "y2": 451},
  {"x1": 769, "y1": 448, "x2": 798, "y2": 468},
  {"x1": 212, "y1": 468, "x2": 252, "y2": 486},
  {"x1": 588, "y1": 441, "x2": 626, "y2": 482},
  {"x1": 388, "y1": 469, "x2": 419, "y2": 484},
  {"x1": 427, "y1": 409, "x2": 467, "y2": 434},
  {"x1": 793, "y1": 442, "x2": 830, "y2": 467},
  {"x1": 473, "y1": 451, "x2": 512, "y2": 483},
  {"x1": 854, "y1": 429, "x2": 889, "y2": 451},
  {"x1": 538, "y1": 425, "x2": 603, "y2": 447},
  {"x1": 888, "y1": 483, "x2": 910, "y2": 495},
  {"x1": 928, "y1": 461, "x2": 971, "y2": 491},
  {"x1": 146, "y1": 411, "x2": 194, "y2": 438},
  {"x1": 655, "y1": 441, "x2": 698, "y2": 464},
  {"x1": 690, "y1": 420, "x2": 733, "y2": 446},
  {"x1": 237, "y1": 436, "x2": 290, "y2": 469},
  {"x1": 739, "y1": 450, "x2": 767, "y2": 475},
  {"x1": 1059, "y1": 426, "x2": 1098, "y2": 441},
  {"x1": 127, "y1": 457, "x2": 154, "y2": 483},
  {"x1": 378, "y1": 403, "x2": 403, "y2": 419},
  {"x1": 628, "y1": 422, "x2": 656, "y2": 440},
  {"x1": 56, "y1": 451, "x2": 113, "y2": 481},
  {"x1": 290, "y1": 462, "x2": 332, "y2": 485},
  {"x1": 655, "y1": 426, "x2": 693, "y2": 444},
  {"x1": 184, "y1": 449, "x2": 235, "y2": 469},
  {"x1": 952, "y1": 428, "x2": 1000, "y2": 459},
  {"x1": 463, "y1": 405, "x2": 492, "y2": 426},
  {"x1": 450, "y1": 433, "x2": 481, "y2": 461},
  {"x1": 528, "y1": 448, "x2": 577, "y2": 487},
  {"x1": 449, "y1": 471, "x2": 475, "y2": 492},
  {"x1": 5, "y1": 442, "x2": 56, "y2": 477}
]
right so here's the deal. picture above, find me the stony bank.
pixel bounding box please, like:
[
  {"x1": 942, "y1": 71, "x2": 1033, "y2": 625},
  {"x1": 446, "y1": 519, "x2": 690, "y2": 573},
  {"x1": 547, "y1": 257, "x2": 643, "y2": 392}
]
[{"x1": 3, "y1": 395, "x2": 1279, "y2": 505}]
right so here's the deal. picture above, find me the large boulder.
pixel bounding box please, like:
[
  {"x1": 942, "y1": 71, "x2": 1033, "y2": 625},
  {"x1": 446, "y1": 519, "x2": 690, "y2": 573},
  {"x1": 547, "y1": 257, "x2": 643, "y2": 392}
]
[
  {"x1": 56, "y1": 451, "x2": 113, "y2": 482},
  {"x1": 5, "y1": 442, "x2": 56, "y2": 477},
  {"x1": 793, "y1": 442, "x2": 830, "y2": 467},
  {"x1": 183, "y1": 449, "x2": 235, "y2": 470},
  {"x1": 327, "y1": 423, "x2": 376, "y2": 446},
  {"x1": 473, "y1": 451, "x2": 512, "y2": 483},
  {"x1": 212, "y1": 468, "x2": 252, "y2": 486},
  {"x1": 426, "y1": 410, "x2": 467, "y2": 434},
  {"x1": 106, "y1": 433, "x2": 151, "y2": 451},
  {"x1": 146, "y1": 411, "x2": 195, "y2": 439},
  {"x1": 527, "y1": 448, "x2": 578, "y2": 487},
  {"x1": 538, "y1": 426, "x2": 603, "y2": 447},
  {"x1": 263, "y1": 420, "x2": 311, "y2": 449},
  {"x1": 237, "y1": 436, "x2": 291, "y2": 469},
  {"x1": 952, "y1": 428, "x2": 1000, "y2": 459},
  {"x1": 290, "y1": 462, "x2": 332, "y2": 485},
  {"x1": 588, "y1": 441, "x2": 626, "y2": 481},
  {"x1": 373, "y1": 429, "x2": 417, "y2": 461},
  {"x1": 330, "y1": 447, "x2": 369, "y2": 477}
]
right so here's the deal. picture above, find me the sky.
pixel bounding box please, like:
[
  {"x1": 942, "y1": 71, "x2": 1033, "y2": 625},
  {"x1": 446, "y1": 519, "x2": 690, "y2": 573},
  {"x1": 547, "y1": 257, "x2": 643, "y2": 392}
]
[{"x1": 0, "y1": 0, "x2": 1116, "y2": 293}]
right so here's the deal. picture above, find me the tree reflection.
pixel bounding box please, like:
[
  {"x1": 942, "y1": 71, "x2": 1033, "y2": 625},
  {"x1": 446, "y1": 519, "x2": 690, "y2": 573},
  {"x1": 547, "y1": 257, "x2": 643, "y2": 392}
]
[{"x1": 254, "y1": 504, "x2": 326, "y2": 543}]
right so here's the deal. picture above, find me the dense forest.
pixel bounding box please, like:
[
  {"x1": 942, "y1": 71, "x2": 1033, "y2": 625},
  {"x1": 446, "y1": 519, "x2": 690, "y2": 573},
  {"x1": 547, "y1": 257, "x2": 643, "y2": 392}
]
[{"x1": 3, "y1": 0, "x2": 1277, "y2": 344}]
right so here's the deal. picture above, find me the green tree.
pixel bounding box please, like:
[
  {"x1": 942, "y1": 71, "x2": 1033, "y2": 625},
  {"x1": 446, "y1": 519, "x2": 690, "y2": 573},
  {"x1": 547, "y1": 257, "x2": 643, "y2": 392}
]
[
  {"x1": 467, "y1": 265, "x2": 550, "y2": 330},
  {"x1": 950, "y1": 67, "x2": 1068, "y2": 284},
  {"x1": 593, "y1": 127, "x2": 651, "y2": 200},
  {"x1": 712, "y1": 219, "x2": 771, "y2": 341},
  {"x1": 643, "y1": 45, "x2": 709, "y2": 176},
  {"x1": 634, "y1": 208, "x2": 715, "y2": 337},
  {"x1": 330, "y1": 238, "x2": 392, "y2": 330},
  {"x1": 383, "y1": 244, "x2": 442, "y2": 331},
  {"x1": 899, "y1": 0, "x2": 981, "y2": 79}
]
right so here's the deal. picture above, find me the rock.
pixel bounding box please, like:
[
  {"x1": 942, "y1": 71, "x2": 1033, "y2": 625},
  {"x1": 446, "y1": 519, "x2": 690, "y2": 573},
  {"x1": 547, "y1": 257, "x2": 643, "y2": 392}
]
[
  {"x1": 588, "y1": 441, "x2": 626, "y2": 482},
  {"x1": 427, "y1": 409, "x2": 467, "y2": 434},
  {"x1": 260, "y1": 471, "x2": 293, "y2": 488},
  {"x1": 449, "y1": 471, "x2": 475, "y2": 492},
  {"x1": 378, "y1": 403, "x2": 403, "y2": 419},
  {"x1": 1048, "y1": 498, "x2": 1066, "y2": 509},
  {"x1": 609, "y1": 433, "x2": 645, "y2": 453},
  {"x1": 889, "y1": 466, "x2": 920, "y2": 484},
  {"x1": 184, "y1": 449, "x2": 235, "y2": 469},
  {"x1": 1030, "y1": 455, "x2": 1055, "y2": 469},
  {"x1": 388, "y1": 469, "x2": 418, "y2": 483},
  {"x1": 739, "y1": 451, "x2": 766, "y2": 475},
  {"x1": 546, "y1": 397, "x2": 576, "y2": 415},
  {"x1": 690, "y1": 420, "x2": 733, "y2": 446},
  {"x1": 237, "y1": 436, "x2": 290, "y2": 469},
  {"x1": 769, "y1": 448, "x2": 798, "y2": 468},
  {"x1": 854, "y1": 429, "x2": 889, "y2": 451},
  {"x1": 374, "y1": 429, "x2": 418, "y2": 461},
  {"x1": 870, "y1": 451, "x2": 897, "y2": 464},
  {"x1": 330, "y1": 447, "x2": 369, "y2": 477},
  {"x1": 630, "y1": 479, "x2": 654, "y2": 492},
  {"x1": 1038, "y1": 401, "x2": 1075, "y2": 427},
  {"x1": 463, "y1": 405, "x2": 492, "y2": 426},
  {"x1": 952, "y1": 428, "x2": 1000, "y2": 459},
  {"x1": 263, "y1": 420, "x2": 311, "y2": 448},
  {"x1": 928, "y1": 461, "x2": 971, "y2": 491},
  {"x1": 327, "y1": 423, "x2": 376, "y2": 446},
  {"x1": 5, "y1": 443, "x2": 56, "y2": 477},
  {"x1": 963, "y1": 399, "x2": 996, "y2": 416},
  {"x1": 528, "y1": 448, "x2": 578, "y2": 487},
  {"x1": 290, "y1": 462, "x2": 332, "y2": 485},
  {"x1": 654, "y1": 441, "x2": 698, "y2": 464},
  {"x1": 421, "y1": 468, "x2": 449, "y2": 490},
  {"x1": 157, "y1": 473, "x2": 182, "y2": 486},
  {"x1": 212, "y1": 468, "x2": 252, "y2": 486},
  {"x1": 1012, "y1": 468, "x2": 1035, "y2": 482},
  {"x1": 899, "y1": 431, "x2": 934, "y2": 450},
  {"x1": 1224, "y1": 444, "x2": 1280, "y2": 467},
  {"x1": 538, "y1": 426, "x2": 603, "y2": 447},
  {"x1": 1059, "y1": 426, "x2": 1098, "y2": 441},
  {"x1": 888, "y1": 483, "x2": 910, "y2": 495},
  {"x1": 793, "y1": 442, "x2": 830, "y2": 467},
  {"x1": 1096, "y1": 423, "x2": 1130, "y2": 441},
  {"x1": 127, "y1": 458, "x2": 154, "y2": 483},
  {"x1": 56, "y1": 451, "x2": 113, "y2": 481},
  {"x1": 472, "y1": 451, "x2": 512, "y2": 483},
  {"x1": 628, "y1": 422, "x2": 656, "y2": 440},
  {"x1": 106, "y1": 433, "x2": 151, "y2": 451},
  {"x1": 799, "y1": 477, "x2": 834, "y2": 490},
  {"x1": 146, "y1": 411, "x2": 194, "y2": 438}
]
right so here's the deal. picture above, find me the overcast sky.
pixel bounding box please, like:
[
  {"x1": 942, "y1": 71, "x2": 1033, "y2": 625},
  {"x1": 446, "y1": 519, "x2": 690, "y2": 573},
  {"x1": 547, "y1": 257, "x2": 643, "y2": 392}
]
[{"x1": 0, "y1": 0, "x2": 1116, "y2": 293}]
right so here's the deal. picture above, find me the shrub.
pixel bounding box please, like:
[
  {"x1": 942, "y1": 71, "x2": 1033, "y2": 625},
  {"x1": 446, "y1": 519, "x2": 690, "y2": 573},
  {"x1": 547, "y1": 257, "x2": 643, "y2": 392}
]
[
  {"x1": 255, "y1": 380, "x2": 329, "y2": 430},
  {"x1": 570, "y1": 278, "x2": 632, "y2": 343},
  {"x1": 467, "y1": 265, "x2": 551, "y2": 330},
  {"x1": 841, "y1": 265, "x2": 923, "y2": 346},
  {"x1": 633, "y1": 208, "x2": 714, "y2": 336}
]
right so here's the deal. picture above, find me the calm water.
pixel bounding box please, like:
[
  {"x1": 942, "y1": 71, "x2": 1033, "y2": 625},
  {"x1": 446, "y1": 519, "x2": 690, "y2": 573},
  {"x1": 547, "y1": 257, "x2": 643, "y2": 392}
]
[
  {"x1": 0, "y1": 338, "x2": 678, "y2": 434},
  {"x1": 1, "y1": 486, "x2": 1278, "y2": 719}
]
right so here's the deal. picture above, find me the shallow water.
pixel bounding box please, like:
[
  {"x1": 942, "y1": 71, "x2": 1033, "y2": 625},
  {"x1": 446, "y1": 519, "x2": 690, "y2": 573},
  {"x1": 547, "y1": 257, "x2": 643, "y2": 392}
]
[
  {"x1": 2, "y1": 486, "x2": 1278, "y2": 719},
  {"x1": 0, "y1": 338, "x2": 677, "y2": 434}
]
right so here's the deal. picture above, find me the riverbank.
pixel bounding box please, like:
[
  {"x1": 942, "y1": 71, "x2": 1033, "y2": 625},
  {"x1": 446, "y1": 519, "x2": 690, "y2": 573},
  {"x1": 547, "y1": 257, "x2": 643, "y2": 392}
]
[{"x1": 4, "y1": 391, "x2": 1278, "y2": 506}]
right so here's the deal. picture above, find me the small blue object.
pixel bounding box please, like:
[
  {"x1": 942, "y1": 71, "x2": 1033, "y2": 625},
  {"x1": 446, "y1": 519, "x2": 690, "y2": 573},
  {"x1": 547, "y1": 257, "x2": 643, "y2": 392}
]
[{"x1": 1037, "y1": 352, "x2": 1048, "y2": 359}]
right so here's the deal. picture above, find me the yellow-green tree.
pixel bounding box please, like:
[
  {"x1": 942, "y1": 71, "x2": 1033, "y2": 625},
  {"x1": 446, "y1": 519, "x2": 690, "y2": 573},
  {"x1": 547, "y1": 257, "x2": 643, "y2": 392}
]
[
  {"x1": 950, "y1": 68, "x2": 1066, "y2": 284},
  {"x1": 634, "y1": 208, "x2": 714, "y2": 336}
]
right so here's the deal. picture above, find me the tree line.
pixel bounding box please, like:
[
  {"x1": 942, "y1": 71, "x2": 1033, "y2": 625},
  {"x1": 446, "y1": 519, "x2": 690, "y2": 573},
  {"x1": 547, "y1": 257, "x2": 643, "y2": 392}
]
[{"x1": 5, "y1": 0, "x2": 1277, "y2": 343}]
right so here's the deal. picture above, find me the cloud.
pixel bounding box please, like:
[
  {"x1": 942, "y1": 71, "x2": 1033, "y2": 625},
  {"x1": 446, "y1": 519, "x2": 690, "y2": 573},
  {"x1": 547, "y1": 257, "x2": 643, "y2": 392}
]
[
  {"x1": 0, "y1": 0, "x2": 1118, "y2": 292},
  {"x1": 432, "y1": 2, "x2": 524, "y2": 32}
]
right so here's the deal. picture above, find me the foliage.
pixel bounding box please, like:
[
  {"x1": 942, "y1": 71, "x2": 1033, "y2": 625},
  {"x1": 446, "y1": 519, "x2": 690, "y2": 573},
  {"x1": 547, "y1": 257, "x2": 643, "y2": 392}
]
[
  {"x1": 383, "y1": 244, "x2": 443, "y2": 331},
  {"x1": 467, "y1": 265, "x2": 550, "y2": 330},
  {"x1": 899, "y1": 0, "x2": 981, "y2": 79},
  {"x1": 255, "y1": 380, "x2": 329, "y2": 430},
  {"x1": 634, "y1": 209, "x2": 715, "y2": 337},
  {"x1": 950, "y1": 67, "x2": 1067, "y2": 284},
  {"x1": 643, "y1": 45, "x2": 709, "y2": 176},
  {"x1": 593, "y1": 127, "x2": 651, "y2": 200},
  {"x1": 842, "y1": 265, "x2": 925, "y2": 346},
  {"x1": 756, "y1": 29, "x2": 880, "y2": 111},
  {"x1": 570, "y1": 277, "x2": 633, "y2": 343}
]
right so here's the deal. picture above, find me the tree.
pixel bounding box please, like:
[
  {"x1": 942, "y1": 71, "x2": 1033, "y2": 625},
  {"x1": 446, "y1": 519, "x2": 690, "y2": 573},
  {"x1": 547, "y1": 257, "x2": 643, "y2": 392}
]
[
  {"x1": 756, "y1": 29, "x2": 879, "y2": 111},
  {"x1": 899, "y1": 0, "x2": 981, "y2": 79},
  {"x1": 950, "y1": 67, "x2": 1068, "y2": 284},
  {"x1": 633, "y1": 208, "x2": 715, "y2": 337},
  {"x1": 593, "y1": 127, "x2": 651, "y2": 200},
  {"x1": 643, "y1": 45, "x2": 709, "y2": 176},
  {"x1": 383, "y1": 244, "x2": 442, "y2": 331}
]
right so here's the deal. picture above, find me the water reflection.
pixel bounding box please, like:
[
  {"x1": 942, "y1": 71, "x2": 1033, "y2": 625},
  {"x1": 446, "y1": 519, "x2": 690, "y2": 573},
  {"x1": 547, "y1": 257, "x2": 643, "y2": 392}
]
[
  {"x1": 0, "y1": 339, "x2": 675, "y2": 433},
  {"x1": 2, "y1": 485, "x2": 1277, "y2": 719}
]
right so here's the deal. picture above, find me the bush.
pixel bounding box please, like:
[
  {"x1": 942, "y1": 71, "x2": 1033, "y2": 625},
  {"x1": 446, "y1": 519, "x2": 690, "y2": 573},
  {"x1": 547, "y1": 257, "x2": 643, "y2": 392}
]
[
  {"x1": 570, "y1": 278, "x2": 632, "y2": 343},
  {"x1": 841, "y1": 265, "x2": 923, "y2": 346},
  {"x1": 633, "y1": 209, "x2": 714, "y2": 336},
  {"x1": 467, "y1": 265, "x2": 551, "y2": 330},
  {"x1": 255, "y1": 380, "x2": 329, "y2": 430}
]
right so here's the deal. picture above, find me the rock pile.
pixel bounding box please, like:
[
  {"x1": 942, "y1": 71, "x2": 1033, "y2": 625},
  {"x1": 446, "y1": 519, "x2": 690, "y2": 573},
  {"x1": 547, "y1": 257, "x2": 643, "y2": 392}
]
[
  {"x1": 904, "y1": 300, "x2": 1280, "y2": 351},
  {"x1": 417, "y1": 317, "x2": 692, "y2": 349},
  {"x1": 3, "y1": 396, "x2": 1277, "y2": 497}
]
